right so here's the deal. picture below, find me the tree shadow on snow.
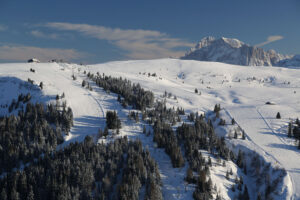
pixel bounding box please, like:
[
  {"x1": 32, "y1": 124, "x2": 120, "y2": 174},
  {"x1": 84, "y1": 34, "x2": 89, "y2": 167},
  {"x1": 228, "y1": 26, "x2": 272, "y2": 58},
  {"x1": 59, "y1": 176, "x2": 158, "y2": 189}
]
[
  {"x1": 61, "y1": 115, "x2": 106, "y2": 147},
  {"x1": 288, "y1": 168, "x2": 300, "y2": 174},
  {"x1": 260, "y1": 128, "x2": 287, "y2": 138},
  {"x1": 267, "y1": 143, "x2": 300, "y2": 154}
]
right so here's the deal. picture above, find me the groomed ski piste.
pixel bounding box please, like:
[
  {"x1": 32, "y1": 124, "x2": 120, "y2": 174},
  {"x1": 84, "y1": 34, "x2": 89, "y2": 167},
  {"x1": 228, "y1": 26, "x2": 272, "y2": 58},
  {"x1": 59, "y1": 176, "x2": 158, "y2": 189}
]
[{"x1": 1, "y1": 58, "x2": 300, "y2": 199}]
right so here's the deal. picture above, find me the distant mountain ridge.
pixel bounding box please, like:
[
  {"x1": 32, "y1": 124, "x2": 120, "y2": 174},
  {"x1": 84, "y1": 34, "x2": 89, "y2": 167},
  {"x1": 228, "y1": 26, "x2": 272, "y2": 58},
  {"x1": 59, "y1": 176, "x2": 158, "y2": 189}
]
[{"x1": 181, "y1": 36, "x2": 299, "y2": 67}]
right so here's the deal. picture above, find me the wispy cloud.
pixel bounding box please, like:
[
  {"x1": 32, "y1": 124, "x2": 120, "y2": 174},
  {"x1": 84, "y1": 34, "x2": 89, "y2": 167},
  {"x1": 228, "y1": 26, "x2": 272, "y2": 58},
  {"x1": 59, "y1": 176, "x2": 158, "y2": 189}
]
[
  {"x1": 0, "y1": 45, "x2": 84, "y2": 62},
  {"x1": 30, "y1": 30, "x2": 59, "y2": 39},
  {"x1": 255, "y1": 35, "x2": 284, "y2": 47},
  {"x1": 0, "y1": 25, "x2": 7, "y2": 31},
  {"x1": 43, "y1": 22, "x2": 193, "y2": 59}
]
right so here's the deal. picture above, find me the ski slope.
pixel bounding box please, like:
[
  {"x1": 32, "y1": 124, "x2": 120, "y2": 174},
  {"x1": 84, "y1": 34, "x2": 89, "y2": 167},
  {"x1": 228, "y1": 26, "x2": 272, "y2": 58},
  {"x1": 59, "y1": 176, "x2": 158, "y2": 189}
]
[
  {"x1": 0, "y1": 62, "x2": 196, "y2": 199},
  {"x1": 1, "y1": 58, "x2": 300, "y2": 199},
  {"x1": 86, "y1": 58, "x2": 300, "y2": 199}
]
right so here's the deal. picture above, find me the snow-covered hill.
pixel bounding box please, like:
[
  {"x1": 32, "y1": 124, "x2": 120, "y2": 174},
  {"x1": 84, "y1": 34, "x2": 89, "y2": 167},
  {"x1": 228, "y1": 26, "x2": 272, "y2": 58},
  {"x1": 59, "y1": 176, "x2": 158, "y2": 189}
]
[
  {"x1": 87, "y1": 59, "x2": 300, "y2": 199},
  {"x1": 181, "y1": 37, "x2": 296, "y2": 67},
  {"x1": 2, "y1": 58, "x2": 300, "y2": 199}
]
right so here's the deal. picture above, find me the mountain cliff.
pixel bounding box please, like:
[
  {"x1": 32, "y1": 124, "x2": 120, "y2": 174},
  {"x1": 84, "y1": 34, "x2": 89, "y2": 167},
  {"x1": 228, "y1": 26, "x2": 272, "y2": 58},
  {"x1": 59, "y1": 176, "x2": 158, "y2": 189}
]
[{"x1": 181, "y1": 36, "x2": 298, "y2": 67}]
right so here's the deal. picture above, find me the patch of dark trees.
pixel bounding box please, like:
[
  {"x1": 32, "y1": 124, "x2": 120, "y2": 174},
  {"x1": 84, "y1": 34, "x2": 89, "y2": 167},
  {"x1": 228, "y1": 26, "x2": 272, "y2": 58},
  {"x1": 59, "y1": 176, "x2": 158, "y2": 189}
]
[
  {"x1": 143, "y1": 99, "x2": 183, "y2": 126},
  {"x1": 153, "y1": 119, "x2": 185, "y2": 168},
  {"x1": 87, "y1": 72, "x2": 154, "y2": 110},
  {"x1": 0, "y1": 100, "x2": 73, "y2": 174},
  {"x1": 87, "y1": 70, "x2": 286, "y2": 199},
  {"x1": 87, "y1": 70, "x2": 185, "y2": 169},
  {"x1": 83, "y1": 72, "x2": 284, "y2": 199},
  {"x1": 177, "y1": 113, "x2": 234, "y2": 199},
  {"x1": 86, "y1": 72, "x2": 186, "y2": 169},
  {"x1": 97, "y1": 110, "x2": 122, "y2": 137},
  {"x1": 8, "y1": 93, "x2": 32, "y2": 113},
  {"x1": 142, "y1": 100, "x2": 185, "y2": 168},
  {"x1": 0, "y1": 137, "x2": 162, "y2": 200},
  {"x1": 288, "y1": 118, "x2": 300, "y2": 149},
  {"x1": 106, "y1": 110, "x2": 121, "y2": 129}
]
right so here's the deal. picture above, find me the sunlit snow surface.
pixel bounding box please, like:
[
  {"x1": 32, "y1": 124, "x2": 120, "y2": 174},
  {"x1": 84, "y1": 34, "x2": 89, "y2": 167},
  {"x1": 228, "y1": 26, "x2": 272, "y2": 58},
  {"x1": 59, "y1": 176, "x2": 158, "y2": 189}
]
[{"x1": 1, "y1": 59, "x2": 300, "y2": 199}]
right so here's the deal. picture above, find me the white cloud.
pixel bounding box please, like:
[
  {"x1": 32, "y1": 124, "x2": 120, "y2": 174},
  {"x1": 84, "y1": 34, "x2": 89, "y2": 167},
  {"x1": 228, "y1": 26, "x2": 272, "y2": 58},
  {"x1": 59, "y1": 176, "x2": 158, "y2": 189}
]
[
  {"x1": 115, "y1": 40, "x2": 186, "y2": 59},
  {"x1": 255, "y1": 35, "x2": 284, "y2": 47},
  {"x1": 0, "y1": 25, "x2": 7, "y2": 31},
  {"x1": 44, "y1": 22, "x2": 193, "y2": 59},
  {"x1": 0, "y1": 45, "x2": 84, "y2": 62},
  {"x1": 30, "y1": 30, "x2": 59, "y2": 39}
]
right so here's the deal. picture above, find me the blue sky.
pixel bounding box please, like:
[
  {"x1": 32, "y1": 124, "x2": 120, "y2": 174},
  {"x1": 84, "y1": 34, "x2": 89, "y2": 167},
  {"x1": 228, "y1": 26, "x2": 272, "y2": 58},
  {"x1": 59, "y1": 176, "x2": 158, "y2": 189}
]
[{"x1": 0, "y1": 0, "x2": 299, "y2": 63}]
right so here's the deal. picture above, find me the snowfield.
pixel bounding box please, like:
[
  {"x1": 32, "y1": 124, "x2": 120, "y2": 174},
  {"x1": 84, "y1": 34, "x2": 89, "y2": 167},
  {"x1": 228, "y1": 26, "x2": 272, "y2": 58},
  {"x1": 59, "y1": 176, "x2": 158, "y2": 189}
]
[{"x1": 1, "y1": 58, "x2": 300, "y2": 199}]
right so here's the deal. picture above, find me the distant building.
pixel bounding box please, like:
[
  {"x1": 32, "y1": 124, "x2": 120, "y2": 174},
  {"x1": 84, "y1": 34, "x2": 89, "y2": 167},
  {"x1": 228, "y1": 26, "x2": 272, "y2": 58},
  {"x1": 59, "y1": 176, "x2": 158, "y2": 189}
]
[{"x1": 27, "y1": 58, "x2": 40, "y2": 63}]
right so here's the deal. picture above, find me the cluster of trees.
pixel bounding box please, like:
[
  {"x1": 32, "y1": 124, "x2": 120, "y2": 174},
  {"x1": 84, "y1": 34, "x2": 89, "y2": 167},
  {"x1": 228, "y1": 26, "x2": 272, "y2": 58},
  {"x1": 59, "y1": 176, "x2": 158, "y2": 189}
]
[
  {"x1": 288, "y1": 118, "x2": 300, "y2": 148},
  {"x1": 8, "y1": 93, "x2": 31, "y2": 113},
  {"x1": 143, "y1": 100, "x2": 182, "y2": 126},
  {"x1": 87, "y1": 72, "x2": 154, "y2": 110},
  {"x1": 84, "y1": 72, "x2": 283, "y2": 199},
  {"x1": 117, "y1": 139, "x2": 162, "y2": 200},
  {"x1": 128, "y1": 111, "x2": 140, "y2": 123},
  {"x1": 176, "y1": 110, "x2": 269, "y2": 199},
  {"x1": 214, "y1": 104, "x2": 221, "y2": 118},
  {"x1": 230, "y1": 177, "x2": 250, "y2": 200},
  {"x1": 125, "y1": 97, "x2": 185, "y2": 168},
  {"x1": 192, "y1": 169, "x2": 213, "y2": 200},
  {"x1": 176, "y1": 114, "x2": 233, "y2": 198},
  {"x1": 142, "y1": 100, "x2": 185, "y2": 168},
  {"x1": 27, "y1": 69, "x2": 43, "y2": 89},
  {"x1": 46, "y1": 103, "x2": 73, "y2": 133},
  {"x1": 177, "y1": 115, "x2": 233, "y2": 162},
  {"x1": 162, "y1": 91, "x2": 173, "y2": 99},
  {"x1": 106, "y1": 111, "x2": 121, "y2": 129},
  {"x1": 0, "y1": 137, "x2": 162, "y2": 200},
  {"x1": 247, "y1": 153, "x2": 286, "y2": 199},
  {"x1": 27, "y1": 78, "x2": 34, "y2": 85},
  {"x1": 139, "y1": 72, "x2": 157, "y2": 77},
  {"x1": 81, "y1": 80, "x2": 92, "y2": 91},
  {"x1": 0, "y1": 100, "x2": 73, "y2": 173},
  {"x1": 86, "y1": 71, "x2": 184, "y2": 169},
  {"x1": 153, "y1": 119, "x2": 185, "y2": 168}
]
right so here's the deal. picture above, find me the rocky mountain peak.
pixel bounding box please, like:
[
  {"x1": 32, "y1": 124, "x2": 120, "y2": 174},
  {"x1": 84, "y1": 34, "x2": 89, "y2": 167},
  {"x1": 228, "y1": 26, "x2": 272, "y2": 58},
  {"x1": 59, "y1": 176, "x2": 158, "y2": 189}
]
[{"x1": 181, "y1": 36, "x2": 298, "y2": 67}]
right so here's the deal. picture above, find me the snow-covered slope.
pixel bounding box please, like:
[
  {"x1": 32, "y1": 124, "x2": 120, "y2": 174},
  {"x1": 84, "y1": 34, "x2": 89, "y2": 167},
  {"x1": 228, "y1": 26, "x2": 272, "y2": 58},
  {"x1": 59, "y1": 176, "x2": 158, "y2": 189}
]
[
  {"x1": 2, "y1": 58, "x2": 300, "y2": 199},
  {"x1": 86, "y1": 58, "x2": 300, "y2": 199},
  {"x1": 0, "y1": 62, "x2": 107, "y2": 145},
  {"x1": 182, "y1": 37, "x2": 291, "y2": 67}
]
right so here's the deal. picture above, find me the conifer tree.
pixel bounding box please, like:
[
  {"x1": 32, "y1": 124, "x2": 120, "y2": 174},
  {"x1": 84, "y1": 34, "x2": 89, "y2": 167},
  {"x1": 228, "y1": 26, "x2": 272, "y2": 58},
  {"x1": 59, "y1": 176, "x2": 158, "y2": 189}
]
[
  {"x1": 288, "y1": 121, "x2": 292, "y2": 137},
  {"x1": 276, "y1": 112, "x2": 281, "y2": 119},
  {"x1": 226, "y1": 170, "x2": 230, "y2": 180},
  {"x1": 237, "y1": 150, "x2": 244, "y2": 168},
  {"x1": 234, "y1": 131, "x2": 238, "y2": 139},
  {"x1": 39, "y1": 82, "x2": 43, "y2": 89},
  {"x1": 82, "y1": 80, "x2": 86, "y2": 87},
  {"x1": 232, "y1": 118, "x2": 235, "y2": 125},
  {"x1": 242, "y1": 131, "x2": 246, "y2": 140},
  {"x1": 243, "y1": 185, "x2": 250, "y2": 200}
]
